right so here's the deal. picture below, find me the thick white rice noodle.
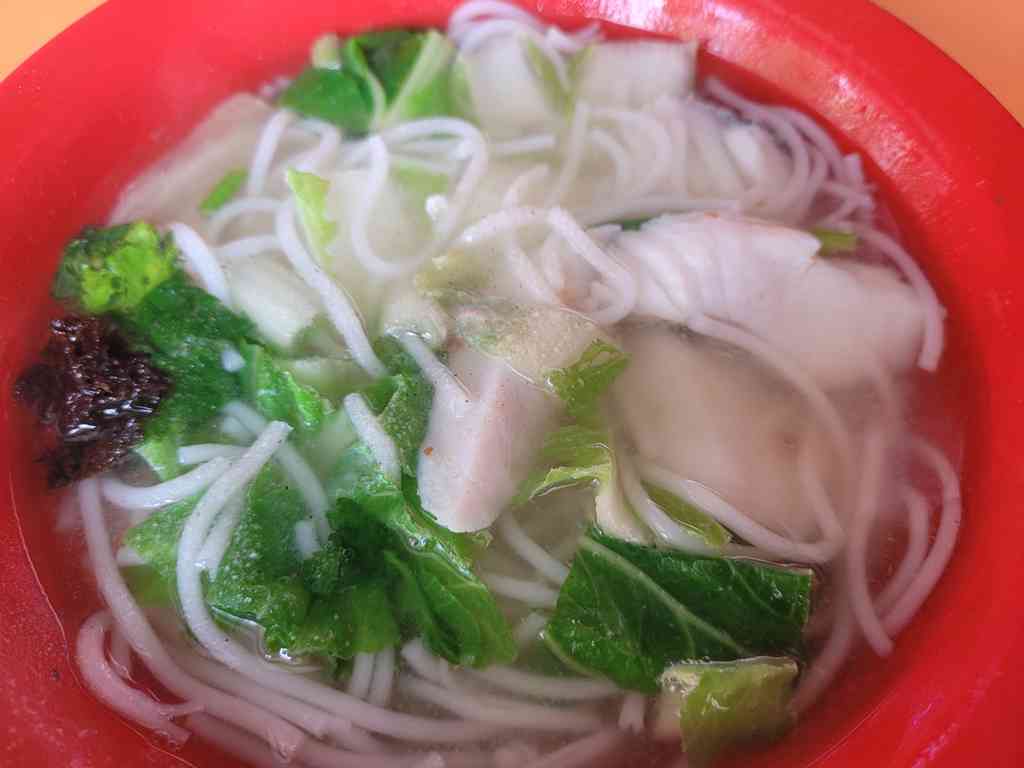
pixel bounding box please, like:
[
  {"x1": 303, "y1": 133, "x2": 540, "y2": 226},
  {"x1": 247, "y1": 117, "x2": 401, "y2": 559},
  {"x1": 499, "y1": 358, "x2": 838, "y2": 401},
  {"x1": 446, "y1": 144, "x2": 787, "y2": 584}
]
[{"x1": 101, "y1": 458, "x2": 229, "y2": 511}]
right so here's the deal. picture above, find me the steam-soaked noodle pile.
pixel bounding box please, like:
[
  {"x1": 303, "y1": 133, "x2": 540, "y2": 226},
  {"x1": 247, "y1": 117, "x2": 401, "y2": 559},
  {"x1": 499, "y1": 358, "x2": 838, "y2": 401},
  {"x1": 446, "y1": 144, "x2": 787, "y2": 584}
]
[{"x1": 31, "y1": 2, "x2": 962, "y2": 766}]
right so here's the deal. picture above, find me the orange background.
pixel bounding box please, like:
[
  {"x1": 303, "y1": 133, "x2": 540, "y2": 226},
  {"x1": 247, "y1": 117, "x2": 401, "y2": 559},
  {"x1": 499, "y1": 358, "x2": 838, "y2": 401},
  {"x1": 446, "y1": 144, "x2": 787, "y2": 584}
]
[{"x1": 1, "y1": 0, "x2": 1022, "y2": 122}]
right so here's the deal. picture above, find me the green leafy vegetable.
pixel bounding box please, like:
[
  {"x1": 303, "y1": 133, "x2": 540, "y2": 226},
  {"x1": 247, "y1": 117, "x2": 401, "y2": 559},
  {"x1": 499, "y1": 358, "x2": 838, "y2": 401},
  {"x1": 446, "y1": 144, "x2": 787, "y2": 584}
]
[
  {"x1": 518, "y1": 631, "x2": 594, "y2": 678},
  {"x1": 521, "y1": 340, "x2": 726, "y2": 546},
  {"x1": 132, "y1": 434, "x2": 182, "y2": 481},
  {"x1": 644, "y1": 483, "x2": 732, "y2": 550},
  {"x1": 123, "y1": 464, "x2": 403, "y2": 662},
  {"x1": 122, "y1": 565, "x2": 175, "y2": 606},
  {"x1": 118, "y1": 288, "x2": 510, "y2": 669},
  {"x1": 544, "y1": 528, "x2": 813, "y2": 692},
  {"x1": 618, "y1": 217, "x2": 651, "y2": 231},
  {"x1": 342, "y1": 30, "x2": 411, "y2": 122},
  {"x1": 392, "y1": 159, "x2": 450, "y2": 199},
  {"x1": 283, "y1": 356, "x2": 372, "y2": 403},
  {"x1": 281, "y1": 29, "x2": 455, "y2": 134},
  {"x1": 350, "y1": 31, "x2": 424, "y2": 102},
  {"x1": 239, "y1": 342, "x2": 331, "y2": 435},
  {"x1": 447, "y1": 58, "x2": 475, "y2": 121},
  {"x1": 326, "y1": 443, "x2": 516, "y2": 667},
  {"x1": 290, "y1": 582, "x2": 400, "y2": 658},
  {"x1": 370, "y1": 371, "x2": 431, "y2": 475},
  {"x1": 303, "y1": 408, "x2": 360, "y2": 478},
  {"x1": 547, "y1": 339, "x2": 629, "y2": 425},
  {"x1": 597, "y1": 532, "x2": 812, "y2": 654},
  {"x1": 545, "y1": 533, "x2": 746, "y2": 692},
  {"x1": 414, "y1": 250, "x2": 489, "y2": 300},
  {"x1": 280, "y1": 68, "x2": 375, "y2": 134},
  {"x1": 112, "y1": 265, "x2": 507, "y2": 667},
  {"x1": 294, "y1": 315, "x2": 353, "y2": 358},
  {"x1": 123, "y1": 496, "x2": 198, "y2": 588},
  {"x1": 285, "y1": 338, "x2": 515, "y2": 667},
  {"x1": 286, "y1": 170, "x2": 337, "y2": 260},
  {"x1": 659, "y1": 658, "x2": 798, "y2": 767},
  {"x1": 517, "y1": 427, "x2": 729, "y2": 548},
  {"x1": 206, "y1": 466, "x2": 311, "y2": 651},
  {"x1": 200, "y1": 170, "x2": 248, "y2": 215},
  {"x1": 386, "y1": 545, "x2": 513, "y2": 667},
  {"x1": 121, "y1": 270, "x2": 253, "y2": 353},
  {"x1": 320, "y1": 338, "x2": 511, "y2": 665},
  {"x1": 515, "y1": 425, "x2": 614, "y2": 504},
  {"x1": 516, "y1": 340, "x2": 654, "y2": 543},
  {"x1": 97, "y1": 252, "x2": 332, "y2": 467},
  {"x1": 117, "y1": 271, "x2": 253, "y2": 445},
  {"x1": 811, "y1": 227, "x2": 858, "y2": 254},
  {"x1": 53, "y1": 222, "x2": 178, "y2": 314},
  {"x1": 311, "y1": 33, "x2": 343, "y2": 70},
  {"x1": 523, "y1": 338, "x2": 644, "y2": 540},
  {"x1": 376, "y1": 30, "x2": 455, "y2": 126},
  {"x1": 358, "y1": 337, "x2": 434, "y2": 475},
  {"x1": 452, "y1": 300, "x2": 601, "y2": 387},
  {"x1": 524, "y1": 39, "x2": 570, "y2": 114},
  {"x1": 299, "y1": 533, "x2": 349, "y2": 597}
]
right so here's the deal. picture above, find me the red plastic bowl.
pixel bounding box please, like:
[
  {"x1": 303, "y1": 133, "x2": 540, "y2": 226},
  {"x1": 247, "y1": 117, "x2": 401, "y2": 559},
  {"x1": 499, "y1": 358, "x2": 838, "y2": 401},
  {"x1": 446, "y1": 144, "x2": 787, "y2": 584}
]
[{"x1": 1, "y1": 1, "x2": 1023, "y2": 766}]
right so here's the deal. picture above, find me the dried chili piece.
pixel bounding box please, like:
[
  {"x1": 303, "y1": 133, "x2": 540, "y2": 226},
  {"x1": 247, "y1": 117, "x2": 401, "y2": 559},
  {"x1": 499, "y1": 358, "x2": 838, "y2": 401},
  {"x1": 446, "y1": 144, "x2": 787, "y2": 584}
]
[{"x1": 14, "y1": 315, "x2": 170, "y2": 486}]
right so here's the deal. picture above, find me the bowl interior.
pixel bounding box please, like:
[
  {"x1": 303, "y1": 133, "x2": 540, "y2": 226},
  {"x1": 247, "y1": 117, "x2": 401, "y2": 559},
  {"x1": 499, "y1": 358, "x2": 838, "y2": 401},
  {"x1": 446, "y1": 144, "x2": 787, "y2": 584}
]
[{"x1": 2, "y1": 1, "x2": 1024, "y2": 767}]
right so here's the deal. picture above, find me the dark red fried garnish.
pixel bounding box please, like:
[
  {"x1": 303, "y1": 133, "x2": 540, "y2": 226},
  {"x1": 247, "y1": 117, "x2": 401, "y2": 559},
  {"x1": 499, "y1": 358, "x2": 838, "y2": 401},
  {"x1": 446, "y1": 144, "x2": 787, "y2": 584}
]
[{"x1": 14, "y1": 315, "x2": 170, "y2": 487}]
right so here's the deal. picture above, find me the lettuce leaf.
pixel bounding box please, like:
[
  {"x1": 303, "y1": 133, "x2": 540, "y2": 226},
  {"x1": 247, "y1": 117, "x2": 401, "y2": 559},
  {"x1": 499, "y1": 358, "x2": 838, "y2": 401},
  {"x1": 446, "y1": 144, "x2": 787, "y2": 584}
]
[
  {"x1": 318, "y1": 340, "x2": 514, "y2": 667},
  {"x1": 378, "y1": 30, "x2": 454, "y2": 126},
  {"x1": 238, "y1": 342, "x2": 331, "y2": 435},
  {"x1": 124, "y1": 464, "x2": 401, "y2": 662},
  {"x1": 108, "y1": 253, "x2": 345, "y2": 471},
  {"x1": 279, "y1": 68, "x2": 375, "y2": 134},
  {"x1": 326, "y1": 443, "x2": 515, "y2": 667},
  {"x1": 514, "y1": 425, "x2": 646, "y2": 544},
  {"x1": 618, "y1": 217, "x2": 651, "y2": 231},
  {"x1": 521, "y1": 340, "x2": 729, "y2": 547},
  {"x1": 644, "y1": 483, "x2": 732, "y2": 551},
  {"x1": 281, "y1": 29, "x2": 455, "y2": 134},
  {"x1": 516, "y1": 425, "x2": 613, "y2": 503},
  {"x1": 518, "y1": 426, "x2": 732, "y2": 548},
  {"x1": 596, "y1": 532, "x2": 813, "y2": 654},
  {"x1": 392, "y1": 159, "x2": 450, "y2": 199},
  {"x1": 290, "y1": 581, "x2": 400, "y2": 658},
  {"x1": 447, "y1": 57, "x2": 475, "y2": 122},
  {"x1": 354, "y1": 336, "x2": 434, "y2": 476},
  {"x1": 121, "y1": 565, "x2": 175, "y2": 606},
  {"x1": 283, "y1": 356, "x2": 372, "y2": 403},
  {"x1": 206, "y1": 465, "x2": 311, "y2": 651},
  {"x1": 546, "y1": 339, "x2": 629, "y2": 426},
  {"x1": 200, "y1": 169, "x2": 248, "y2": 215},
  {"x1": 524, "y1": 39, "x2": 571, "y2": 115},
  {"x1": 122, "y1": 496, "x2": 198, "y2": 587},
  {"x1": 341, "y1": 30, "x2": 407, "y2": 125},
  {"x1": 810, "y1": 227, "x2": 858, "y2": 254},
  {"x1": 516, "y1": 341, "x2": 650, "y2": 543},
  {"x1": 122, "y1": 329, "x2": 511, "y2": 669},
  {"x1": 660, "y1": 658, "x2": 798, "y2": 767},
  {"x1": 132, "y1": 435, "x2": 183, "y2": 482},
  {"x1": 544, "y1": 528, "x2": 812, "y2": 693},
  {"x1": 117, "y1": 270, "x2": 254, "y2": 449},
  {"x1": 286, "y1": 170, "x2": 337, "y2": 261},
  {"x1": 452, "y1": 300, "x2": 601, "y2": 387}
]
